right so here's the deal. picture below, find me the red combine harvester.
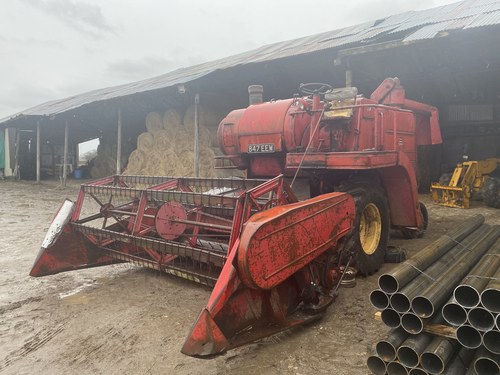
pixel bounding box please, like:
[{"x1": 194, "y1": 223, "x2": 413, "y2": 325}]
[{"x1": 30, "y1": 78, "x2": 441, "y2": 356}]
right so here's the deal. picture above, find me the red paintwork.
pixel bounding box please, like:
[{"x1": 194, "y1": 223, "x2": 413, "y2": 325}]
[
  {"x1": 155, "y1": 201, "x2": 188, "y2": 240},
  {"x1": 32, "y1": 78, "x2": 442, "y2": 357},
  {"x1": 218, "y1": 78, "x2": 442, "y2": 230},
  {"x1": 31, "y1": 174, "x2": 355, "y2": 357},
  {"x1": 237, "y1": 192, "x2": 353, "y2": 290},
  {"x1": 181, "y1": 193, "x2": 354, "y2": 356}
]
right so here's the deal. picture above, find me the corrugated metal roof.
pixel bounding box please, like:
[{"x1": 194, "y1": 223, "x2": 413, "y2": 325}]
[
  {"x1": 466, "y1": 8, "x2": 500, "y2": 27},
  {"x1": 2, "y1": 0, "x2": 500, "y2": 125},
  {"x1": 403, "y1": 16, "x2": 475, "y2": 41}
]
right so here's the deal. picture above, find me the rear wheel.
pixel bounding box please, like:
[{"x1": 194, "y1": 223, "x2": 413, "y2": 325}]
[
  {"x1": 338, "y1": 180, "x2": 389, "y2": 276},
  {"x1": 483, "y1": 176, "x2": 500, "y2": 208}
]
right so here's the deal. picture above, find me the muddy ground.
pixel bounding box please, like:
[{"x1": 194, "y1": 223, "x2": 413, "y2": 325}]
[{"x1": 0, "y1": 179, "x2": 498, "y2": 375}]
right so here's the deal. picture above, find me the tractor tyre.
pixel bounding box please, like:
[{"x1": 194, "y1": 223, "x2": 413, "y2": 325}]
[
  {"x1": 401, "y1": 202, "x2": 428, "y2": 239},
  {"x1": 483, "y1": 176, "x2": 500, "y2": 208},
  {"x1": 338, "y1": 180, "x2": 389, "y2": 276}
]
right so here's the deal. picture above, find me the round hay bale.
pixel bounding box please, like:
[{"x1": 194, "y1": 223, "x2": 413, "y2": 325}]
[
  {"x1": 163, "y1": 109, "x2": 182, "y2": 131},
  {"x1": 127, "y1": 149, "x2": 145, "y2": 172},
  {"x1": 184, "y1": 124, "x2": 212, "y2": 147},
  {"x1": 183, "y1": 105, "x2": 221, "y2": 128},
  {"x1": 160, "y1": 151, "x2": 179, "y2": 176},
  {"x1": 179, "y1": 150, "x2": 194, "y2": 165},
  {"x1": 146, "y1": 112, "x2": 163, "y2": 135},
  {"x1": 200, "y1": 168, "x2": 216, "y2": 178},
  {"x1": 137, "y1": 132, "x2": 154, "y2": 151},
  {"x1": 173, "y1": 129, "x2": 193, "y2": 152},
  {"x1": 199, "y1": 147, "x2": 215, "y2": 168},
  {"x1": 199, "y1": 127, "x2": 212, "y2": 147},
  {"x1": 153, "y1": 130, "x2": 173, "y2": 151},
  {"x1": 183, "y1": 104, "x2": 205, "y2": 128}
]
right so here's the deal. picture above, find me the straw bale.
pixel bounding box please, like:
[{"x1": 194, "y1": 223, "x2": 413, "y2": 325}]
[
  {"x1": 183, "y1": 104, "x2": 206, "y2": 128},
  {"x1": 173, "y1": 129, "x2": 193, "y2": 153},
  {"x1": 146, "y1": 112, "x2": 163, "y2": 135},
  {"x1": 163, "y1": 109, "x2": 182, "y2": 131},
  {"x1": 144, "y1": 152, "x2": 164, "y2": 175},
  {"x1": 184, "y1": 123, "x2": 212, "y2": 147},
  {"x1": 183, "y1": 105, "x2": 222, "y2": 128},
  {"x1": 199, "y1": 127, "x2": 212, "y2": 147},
  {"x1": 179, "y1": 150, "x2": 194, "y2": 166},
  {"x1": 199, "y1": 147, "x2": 215, "y2": 169},
  {"x1": 127, "y1": 149, "x2": 145, "y2": 172},
  {"x1": 137, "y1": 132, "x2": 154, "y2": 151},
  {"x1": 153, "y1": 130, "x2": 173, "y2": 151}
]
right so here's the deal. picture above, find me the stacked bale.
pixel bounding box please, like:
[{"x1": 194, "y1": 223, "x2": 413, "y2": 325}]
[
  {"x1": 367, "y1": 214, "x2": 500, "y2": 374},
  {"x1": 90, "y1": 143, "x2": 125, "y2": 178},
  {"x1": 124, "y1": 106, "x2": 221, "y2": 177}
]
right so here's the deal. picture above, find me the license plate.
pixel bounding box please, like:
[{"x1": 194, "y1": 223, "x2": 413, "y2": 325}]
[{"x1": 248, "y1": 143, "x2": 275, "y2": 153}]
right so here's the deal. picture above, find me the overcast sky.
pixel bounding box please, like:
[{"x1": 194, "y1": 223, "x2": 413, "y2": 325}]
[{"x1": 0, "y1": 0, "x2": 460, "y2": 120}]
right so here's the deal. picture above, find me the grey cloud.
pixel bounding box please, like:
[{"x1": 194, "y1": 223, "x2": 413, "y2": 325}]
[
  {"x1": 20, "y1": 0, "x2": 114, "y2": 37},
  {"x1": 0, "y1": 34, "x2": 63, "y2": 49},
  {"x1": 0, "y1": 82, "x2": 58, "y2": 117}
]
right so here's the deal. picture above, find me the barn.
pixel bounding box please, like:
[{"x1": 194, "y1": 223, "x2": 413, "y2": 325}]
[{"x1": 1, "y1": 0, "x2": 499, "y2": 190}]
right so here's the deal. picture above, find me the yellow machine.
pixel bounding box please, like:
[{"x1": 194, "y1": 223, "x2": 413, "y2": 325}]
[{"x1": 431, "y1": 158, "x2": 500, "y2": 208}]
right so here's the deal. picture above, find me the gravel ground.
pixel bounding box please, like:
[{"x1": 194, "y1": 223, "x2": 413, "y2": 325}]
[{"x1": 0, "y1": 179, "x2": 498, "y2": 375}]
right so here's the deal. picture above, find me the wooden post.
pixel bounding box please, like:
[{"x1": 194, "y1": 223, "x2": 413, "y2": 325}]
[
  {"x1": 116, "y1": 108, "x2": 122, "y2": 175},
  {"x1": 62, "y1": 121, "x2": 69, "y2": 187},
  {"x1": 194, "y1": 93, "x2": 200, "y2": 177},
  {"x1": 36, "y1": 120, "x2": 41, "y2": 183}
]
